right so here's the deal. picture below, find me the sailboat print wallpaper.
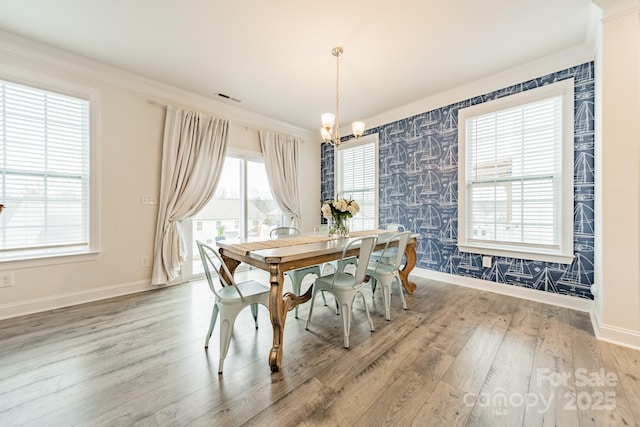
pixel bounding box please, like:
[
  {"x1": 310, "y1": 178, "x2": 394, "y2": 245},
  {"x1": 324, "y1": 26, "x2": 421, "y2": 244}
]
[{"x1": 320, "y1": 62, "x2": 595, "y2": 299}]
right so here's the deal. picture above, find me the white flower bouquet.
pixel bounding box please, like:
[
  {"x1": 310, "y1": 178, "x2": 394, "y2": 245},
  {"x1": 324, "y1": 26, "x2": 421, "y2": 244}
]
[{"x1": 321, "y1": 196, "x2": 359, "y2": 237}]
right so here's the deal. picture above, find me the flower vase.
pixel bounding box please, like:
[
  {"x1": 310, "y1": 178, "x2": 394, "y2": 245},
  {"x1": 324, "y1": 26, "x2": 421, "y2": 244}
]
[{"x1": 329, "y1": 216, "x2": 349, "y2": 238}]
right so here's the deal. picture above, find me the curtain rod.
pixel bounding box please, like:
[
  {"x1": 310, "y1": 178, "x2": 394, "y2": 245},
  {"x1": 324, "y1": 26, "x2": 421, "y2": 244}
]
[{"x1": 147, "y1": 99, "x2": 313, "y2": 143}]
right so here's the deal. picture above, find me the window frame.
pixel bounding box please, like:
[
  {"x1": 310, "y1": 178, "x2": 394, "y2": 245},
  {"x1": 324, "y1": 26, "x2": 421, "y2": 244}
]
[
  {"x1": 0, "y1": 70, "x2": 100, "y2": 269},
  {"x1": 334, "y1": 133, "x2": 379, "y2": 232},
  {"x1": 457, "y1": 79, "x2": 574, "y2": 264}
]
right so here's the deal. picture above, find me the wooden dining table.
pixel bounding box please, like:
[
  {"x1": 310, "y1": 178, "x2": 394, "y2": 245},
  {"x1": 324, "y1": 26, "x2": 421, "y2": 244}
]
[{"x1": 216, "y1": 229, "x2": 419, "y2": 373}]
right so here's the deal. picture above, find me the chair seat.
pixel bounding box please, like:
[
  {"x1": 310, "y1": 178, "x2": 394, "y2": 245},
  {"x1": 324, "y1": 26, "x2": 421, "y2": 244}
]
[
  {"x1": 218, "y1": 280, "x2": 270, "y2": 301},
  {"x1": 315, "y1": 272, "x2": 361, "y2": 290},
  {"x1": 366, "y1": 261, "x2": 396, "y2": 275}
]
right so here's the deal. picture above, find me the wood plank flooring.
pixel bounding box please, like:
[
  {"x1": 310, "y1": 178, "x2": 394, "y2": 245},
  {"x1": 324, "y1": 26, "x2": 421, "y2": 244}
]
[{"x1": 1, "y1": 272, "x2": 639, "y2": 426}]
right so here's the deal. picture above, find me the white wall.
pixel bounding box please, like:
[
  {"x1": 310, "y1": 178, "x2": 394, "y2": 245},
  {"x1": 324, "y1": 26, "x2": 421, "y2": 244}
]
[
  {"x1": 0, "y1": 32, "x2": 320, "y2": 319},
  {"x1": 593, "y1": 0, "x2": 640, "y2": 349}
]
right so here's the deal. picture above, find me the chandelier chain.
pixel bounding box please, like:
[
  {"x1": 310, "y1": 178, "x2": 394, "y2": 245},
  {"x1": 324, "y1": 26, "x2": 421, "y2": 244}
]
[{"x1": 334, "y1": 47, "x2": 341, "y2": 143}]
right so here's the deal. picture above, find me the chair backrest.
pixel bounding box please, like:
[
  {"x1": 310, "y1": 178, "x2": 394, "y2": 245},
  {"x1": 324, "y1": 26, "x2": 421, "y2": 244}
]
[
  {"x1": 196, "y1": 240, "x2": 243, "y2": 300},
  {"x1": 387, "y1": 231, "x2": 412, "y2": 269},
  {"x1": 270, "y1": 226, "x2": 300, "y2": 238},
  {"x1": 381, "y1": 223, "x2": 406, "y2": 232},
  {"x1": 314, "y1": 224, "x2": 329, "y2": 233},
  {"x1": 335, "y1": 236, "x2": 378, "y2": 286},
  {"x1": 370, "y1": 231, "x2": 412, "y2": 274}
]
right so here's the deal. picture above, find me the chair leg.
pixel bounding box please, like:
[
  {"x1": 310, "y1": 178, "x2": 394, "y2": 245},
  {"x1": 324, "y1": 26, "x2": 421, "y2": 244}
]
[
  {"x1": 305, "y1": 288, "x2": 319, "y2": 329},
  {"x1": 339, "y1": 298, "x2": 353, "y2": 348},
  {"x1": 204, "y1": 304, "x2": 219, "y2": 348},
  {"x1": 359, "y1": 290, "x2": 375, "y2": 332},
  {"x1": 289, "y1": 273, "x2": 302, "y2": 319},
  {"x1": 250, "y1": 303, "x2": 259, "y2": 329},
  {"x1": 217, "y1": 316, "x2": 234, "y2": 374},
  {"x1": 394, "y1": 274, "x2": 407, "y2": 310},
  {"x1": 377, "y1": 276, "x2": 393, "y2": 321}
]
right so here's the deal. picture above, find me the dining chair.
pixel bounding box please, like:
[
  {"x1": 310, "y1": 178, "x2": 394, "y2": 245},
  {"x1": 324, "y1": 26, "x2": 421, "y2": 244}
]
[
  {"x1": 270, "y1": 226, "x2": 326, "y2": 318},
  {"x1": 197, "y1": 241, "x2": 270, "y2": 374},
  {"x1": 270, "y1": 226, "x2": 299, "y2": 238},
  {"x1": 313, "y1": 223, "x2": 354, "y2": 275},
  {"x1": 366, "y1": 231, "x2": 411, "y2": 321},
  {"x1": 305, "y1": 235, "x2": 378, "y2": 348},
  {"x1": 371, "y1": 223, "x2": 407, "y2": 265}
]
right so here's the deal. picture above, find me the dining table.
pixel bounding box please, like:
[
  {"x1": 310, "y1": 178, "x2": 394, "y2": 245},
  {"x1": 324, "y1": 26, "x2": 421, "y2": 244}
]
[{"x1": 216, "y1": 229, "x2": 419, "y2": 373}]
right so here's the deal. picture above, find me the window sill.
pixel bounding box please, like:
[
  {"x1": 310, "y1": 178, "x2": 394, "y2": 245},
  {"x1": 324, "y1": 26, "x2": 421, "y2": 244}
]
[
  {"x1": 0, "y1": 249, "x2": 100, "y2": 270},
  {"x1": 457, "y1": 243, "x2": 575, "y2": 265}
]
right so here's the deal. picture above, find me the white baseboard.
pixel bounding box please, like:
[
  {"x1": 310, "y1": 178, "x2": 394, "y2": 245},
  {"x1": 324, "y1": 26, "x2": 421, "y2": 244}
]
[
  {"x1": 412, "y1": 268, "x2": 593, "y2": 313},
  {"x1": 595, "y1": 324, "x2": 640, "y2": 351},
  {"x1": 589, "y1": 298, "x2": 640, "y2": 350},
  {"x1": 0, "y1": 280, "x2": 162, "y2": 320}
]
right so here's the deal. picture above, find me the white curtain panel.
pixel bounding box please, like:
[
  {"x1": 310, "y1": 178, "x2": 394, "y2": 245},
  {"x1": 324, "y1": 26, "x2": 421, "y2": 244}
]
[
  {"x1": 151, "y1": 107, "x2": 229, "y2": 285},
  {"x1": 259, "y1": 130, "x2": 303, "y2": 230}
]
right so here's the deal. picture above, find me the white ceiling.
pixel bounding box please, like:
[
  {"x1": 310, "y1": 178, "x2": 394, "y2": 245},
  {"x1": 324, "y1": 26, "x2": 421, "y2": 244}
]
[{"x1": 0, "y1": 0, "x2": 596, "y2": 133}]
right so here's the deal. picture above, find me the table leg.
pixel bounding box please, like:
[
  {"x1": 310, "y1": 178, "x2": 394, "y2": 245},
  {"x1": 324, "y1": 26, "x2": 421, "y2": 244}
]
[
  {"x1": 398, "y1": 239, "x2": 417, "y2": 294},
  {"x1": 267, "y1": 263, "x2": 315, "y2": 373},
  {"x1": 268, "y1": 264, "x2": 286, "y2": 372}
]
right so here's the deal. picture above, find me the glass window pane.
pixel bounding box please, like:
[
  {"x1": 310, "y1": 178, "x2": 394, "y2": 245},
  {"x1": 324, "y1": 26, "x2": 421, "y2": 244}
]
[
  {"x1": 247, "y1": 160, "x2": 283, "y2": 238},
  {"x1": 190, "y1": 157, "x2": 283, "y2": 276},
  {"x1": 0, "y1": 79, "x2": 90, "y2": 253}
]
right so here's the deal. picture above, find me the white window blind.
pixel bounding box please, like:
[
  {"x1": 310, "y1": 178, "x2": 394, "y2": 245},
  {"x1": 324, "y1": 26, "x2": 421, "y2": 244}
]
[
  {"x1": 458, "y1": 80, "x2": 574, "y2": 263},
  {"x1": 336, "y1": 134, "x2": 378, "y2": 231},
  {"x1": 0, "y1": 79, "x2": 90, "y2": 255}
]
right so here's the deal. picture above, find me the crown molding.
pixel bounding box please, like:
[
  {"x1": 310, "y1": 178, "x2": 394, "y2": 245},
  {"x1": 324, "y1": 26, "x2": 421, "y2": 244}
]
[
  {"x1": 0, "y1": 30, "x2": 316, "y2": 142},
  {"x1": 593, "y1": 0, "x2": 640, "y2": 21},
  {"x1": 362, "y1": 44, "x2": 595, "y2": 130}
]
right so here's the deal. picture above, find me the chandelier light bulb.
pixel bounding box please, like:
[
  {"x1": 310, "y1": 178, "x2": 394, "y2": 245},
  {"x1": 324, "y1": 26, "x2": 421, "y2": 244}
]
[
  {"x1": 321, "y1": 113, "x2": 335, "y2": 130},
  {"x1": 352, "y1": 121, "x2": 365, "y2": 138}
]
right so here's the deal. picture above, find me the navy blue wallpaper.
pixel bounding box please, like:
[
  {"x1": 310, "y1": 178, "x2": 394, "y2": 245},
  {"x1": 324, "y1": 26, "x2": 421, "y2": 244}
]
[{"x1": 321, "y1": 62, "x2": 595, "y2": 299}]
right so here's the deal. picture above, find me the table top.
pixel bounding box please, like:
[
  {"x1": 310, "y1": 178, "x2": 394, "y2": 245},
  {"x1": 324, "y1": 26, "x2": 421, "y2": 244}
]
[{"x1": 217, "y1": 229, "x2": 402, "y2": 265}]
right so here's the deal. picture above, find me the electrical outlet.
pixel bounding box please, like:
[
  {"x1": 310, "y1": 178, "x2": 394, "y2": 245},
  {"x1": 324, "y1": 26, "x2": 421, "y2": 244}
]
[
  {"x1": 0, "y1": 272, "x2": 14, "y2": 287},
  {"x1": 140, "y1": 195, "x2": 158, "y2": 205},
  {"x1": 140, "y1": 256, "x2": 150, "y2": 268},
  {"x1": 482, "y1": 256, "x2": 492, "y2": 268}
]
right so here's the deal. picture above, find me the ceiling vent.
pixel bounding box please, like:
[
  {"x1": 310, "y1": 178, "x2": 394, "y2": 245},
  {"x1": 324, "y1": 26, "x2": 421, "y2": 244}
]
[{"x1": 216, "y1": 92, "x2": 241, "y2": 103}]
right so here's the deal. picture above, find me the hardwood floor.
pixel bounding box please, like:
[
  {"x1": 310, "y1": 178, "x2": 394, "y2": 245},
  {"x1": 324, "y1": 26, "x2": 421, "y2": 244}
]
[{"x1": 1, "y1": 272, "x2": 639, "y2": 426}]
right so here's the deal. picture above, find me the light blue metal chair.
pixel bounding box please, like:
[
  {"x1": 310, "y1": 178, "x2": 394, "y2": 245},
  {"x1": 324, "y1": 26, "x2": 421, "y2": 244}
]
[
  {"x1": 197, "y1": 241, "x2": 270, "y2": 374},
  {"x1": 306, "y1": 236, "x2": 378, "y2": 348}
]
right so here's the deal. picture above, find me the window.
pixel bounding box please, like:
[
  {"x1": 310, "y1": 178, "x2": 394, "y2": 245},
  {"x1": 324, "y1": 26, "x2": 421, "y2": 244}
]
[
  {"x1": 0, "y1": 78, "x2": 97, "y2": 263},
  {"x1": 458, "y1": 79, "x2": 574, "y2": 263},
  {"x1": 187, "y1": 155, "x2": 283, "y2": 276},
  {"x1": 335, "y1": 134, "x2": 378, "y2": 231}
]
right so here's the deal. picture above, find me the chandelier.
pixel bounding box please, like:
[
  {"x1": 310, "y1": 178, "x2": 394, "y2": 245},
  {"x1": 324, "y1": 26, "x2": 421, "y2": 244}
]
[{"x1": 320, "y1": 47, "x2": 365, "y2": 145}]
